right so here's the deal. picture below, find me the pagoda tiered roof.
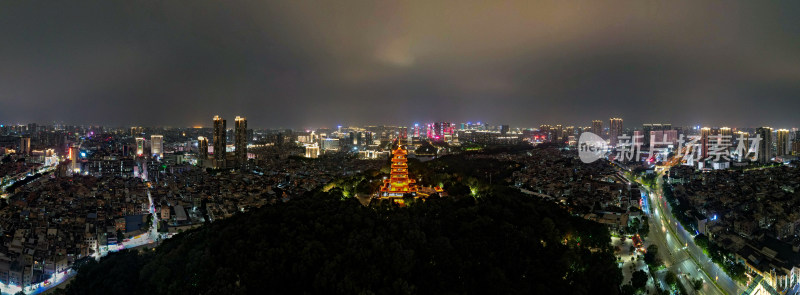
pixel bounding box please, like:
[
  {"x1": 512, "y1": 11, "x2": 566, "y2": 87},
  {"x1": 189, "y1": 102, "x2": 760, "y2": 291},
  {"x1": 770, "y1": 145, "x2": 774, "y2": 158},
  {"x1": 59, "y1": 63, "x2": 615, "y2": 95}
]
[{"x1": 380, "y1": 145, "x2": 418, "y2": 197}]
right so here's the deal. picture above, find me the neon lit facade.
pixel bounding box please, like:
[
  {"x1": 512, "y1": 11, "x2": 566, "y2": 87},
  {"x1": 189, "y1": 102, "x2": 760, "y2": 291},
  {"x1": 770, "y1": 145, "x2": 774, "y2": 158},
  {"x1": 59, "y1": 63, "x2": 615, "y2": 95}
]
[{"x1": 135, "y1": 137, "x2": 144, "y2": 156}]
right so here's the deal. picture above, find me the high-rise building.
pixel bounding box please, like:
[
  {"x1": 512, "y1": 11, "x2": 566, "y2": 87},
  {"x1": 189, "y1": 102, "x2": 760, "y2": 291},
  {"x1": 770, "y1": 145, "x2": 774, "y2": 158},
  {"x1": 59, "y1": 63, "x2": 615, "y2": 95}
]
[
  {"x1": 27, "y1": 123, "x2": 37, "y2": 136},
  {"x1": 500, "y1": 125, "x2": 509, "y2": 135},
  {"x1": 794, "y1": 141, "x2": 800, "y2": 156},
  {"x1": 355, "y1": 132, "x2": 364, "y2": 145},
  {"x1": 69, "y1": 145, "x2": 81, "y2": 174},
  {"x1": 130, "y1": 126, "x2": 143, "y2": 136},
  {"x1": 539, "y1": 125, "x2": 551, "y2": 133},
  {"x1": 19, "y1": 136, "x2": 30, "y2": 155},
  {"x1": 699, "y1": 127, "x2": 711, "y2": 138},
  {"x1": 135, "y1": 137, "x2": 145, "y2": 156},
  {"x1": 320, "y1": 138, "x2": 340, "y2": 151},
  {"x1": 432, "y1": 122, "x2": 454, "y2": 141},
  {"x1": 198, "y1": 136, "x2": 209, "y2": 159},
  {"x1": 564, "y1": 126, "x2": 574, "y2": 142},
  {"x1": 591, "y1": 120, "x2": 602, "y2": 136},
  {"x1": 735, "y1": 131, "x2": 750, "y2": 143},
  {"x1": 304, "y1": 143, "x2": 320, "y2": 158},
  {"x1": 234, "y1": 116, "x2": 247, "y2": 167},
  {"x1": 151, "y1": 135, "x2": 163, "y2": 158},
  {"x1": 609, "y1": 118, "x2": 623, "y2": 147},
  {"x1": 700, "y1": 127, "x2": 711, "y2": 160},
  {"x1": 664, "y1": 130, "x2": 678, "y2": 147},
  {"x1": 776, "y1": 129, "x2": 790, "y2": 157},
  {"x1": 633, "y1": 130, "x2": 644, "y2": 146},
  {"x1": 643, "y1": 124, "x2": 654, "y2": 146},
  {"x1": 554, "y1": 124, "x2": 563, "y2": 143},
  {"x1": 539, "y1": 124, "x2": 552, "y2": 142},
  {"x1": 364, "y1": 131, "x2": 373, "y2": 146},
  {"x1": 720, "y1": 127, "x2": 732, "y2": 137},
  {"x1": 734, "y1": 131, "x2": 750, "y2": 160},
  {"x1": 213, "y1": 115, "x2": 227, "y2": 168},
  {"x1": 794, "y1": 130, "x2": 800, "y2": 155},
  {"x1": 756, "y1": 127, "x2": 773, "y2": 163}
]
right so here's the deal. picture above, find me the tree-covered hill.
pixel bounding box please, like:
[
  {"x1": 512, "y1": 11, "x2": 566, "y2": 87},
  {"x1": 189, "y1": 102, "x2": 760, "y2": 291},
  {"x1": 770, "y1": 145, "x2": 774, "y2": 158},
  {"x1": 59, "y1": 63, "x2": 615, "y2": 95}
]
[{"x1": 58, "y1": 187, "x2": 621, "y2": 295}]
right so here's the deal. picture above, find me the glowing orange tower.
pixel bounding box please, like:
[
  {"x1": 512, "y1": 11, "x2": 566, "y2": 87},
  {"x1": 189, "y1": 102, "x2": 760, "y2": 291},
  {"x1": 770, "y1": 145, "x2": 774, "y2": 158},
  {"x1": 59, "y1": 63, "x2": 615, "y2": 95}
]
[{"x1": 380, "y1": 145, "x2": 418, "y2": 197}]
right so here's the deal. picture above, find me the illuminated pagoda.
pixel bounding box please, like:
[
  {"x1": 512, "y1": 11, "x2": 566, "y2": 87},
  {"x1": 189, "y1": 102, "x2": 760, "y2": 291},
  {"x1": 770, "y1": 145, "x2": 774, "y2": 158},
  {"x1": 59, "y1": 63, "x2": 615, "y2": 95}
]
[
  {"x1": 378, "y1": 144, "x2": 444, "y2": 204},
  {"x1": 380, "y1": 145, "x2": 418, "y2": 198}
]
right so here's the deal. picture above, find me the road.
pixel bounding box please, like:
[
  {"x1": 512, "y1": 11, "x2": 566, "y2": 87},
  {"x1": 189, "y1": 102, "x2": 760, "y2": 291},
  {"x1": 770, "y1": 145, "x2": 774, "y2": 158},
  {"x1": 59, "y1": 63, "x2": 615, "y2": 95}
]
[
  {"x1": 147, "y1": 188, "x2": 160, "y2": 241},
  {"x1": 641, "y1": 173, "x2": 742, "y2": 295}
]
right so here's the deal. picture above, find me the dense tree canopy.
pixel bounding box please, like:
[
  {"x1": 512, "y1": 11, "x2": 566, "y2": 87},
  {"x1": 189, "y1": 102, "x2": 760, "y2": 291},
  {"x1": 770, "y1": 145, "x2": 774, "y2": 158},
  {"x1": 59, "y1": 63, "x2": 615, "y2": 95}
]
[{"x1": 59, "y1": 186, "x2": 622, "y2": 295}]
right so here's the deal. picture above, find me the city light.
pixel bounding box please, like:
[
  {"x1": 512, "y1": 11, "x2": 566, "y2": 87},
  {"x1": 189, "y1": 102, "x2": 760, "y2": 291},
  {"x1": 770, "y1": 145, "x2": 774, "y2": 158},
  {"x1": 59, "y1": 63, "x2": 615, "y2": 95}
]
[{"x1": 0, "y1": 2, "x2": 797, "y2": 294}]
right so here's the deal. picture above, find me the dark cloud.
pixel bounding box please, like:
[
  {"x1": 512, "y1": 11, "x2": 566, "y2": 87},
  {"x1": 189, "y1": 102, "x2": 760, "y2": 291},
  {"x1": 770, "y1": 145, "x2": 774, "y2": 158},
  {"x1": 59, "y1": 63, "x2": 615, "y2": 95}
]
[{"x1": 1, "y1": 0, "x2": 799, "y2": 128}]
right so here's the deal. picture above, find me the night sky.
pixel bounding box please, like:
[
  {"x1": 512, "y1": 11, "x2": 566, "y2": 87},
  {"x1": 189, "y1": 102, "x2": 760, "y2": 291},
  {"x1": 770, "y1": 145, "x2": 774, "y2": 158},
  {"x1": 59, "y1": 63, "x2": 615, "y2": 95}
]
[{"x1": 1, "y1": 1, "x2": 799, "y2": 129}]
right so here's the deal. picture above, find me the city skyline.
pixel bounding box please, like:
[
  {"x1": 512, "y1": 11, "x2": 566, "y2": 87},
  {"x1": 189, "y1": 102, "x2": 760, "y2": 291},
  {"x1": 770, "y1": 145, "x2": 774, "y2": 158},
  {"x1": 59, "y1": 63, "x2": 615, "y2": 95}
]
[
  {"x1": 2, "y1": 1, "x2": 800, "y2": 128},
  {"x1": 1, "y1": 119, "x2": 799, "y2": 132},
  {"x1": 3, "y1": 2, "x2": 800, "y2": 294}
]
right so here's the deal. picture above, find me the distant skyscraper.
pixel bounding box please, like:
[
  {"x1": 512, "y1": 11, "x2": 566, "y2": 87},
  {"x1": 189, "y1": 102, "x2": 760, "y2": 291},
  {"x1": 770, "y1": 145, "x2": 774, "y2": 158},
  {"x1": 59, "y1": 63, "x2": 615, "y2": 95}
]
[
  {"x1": 756, "y1": 127, "x2": 773, "y2": 163},
  {"x1": 539, "y1": 124, "x2": 552, "y2": 142},
  {"x1": 539, "y1": 124, "x2": 551, "y2": 132},
  {"x1": 609, "y1": 118, "x2": 623, "y2": 147},
  {"x1": 320, "y1": 138, "x2": 340, "y2": 151},
  {"x1": 735, "y1": 131, "x2": 749, "y2": 143},
  {"x1": 500, "y1": 125, "x2": 509, "y2": 135},
  {"x1": 27, "y1": 123, "x2": 37, "y2": 136},
  {"x1": 135, "y1": 137, "x2": 145, "y2": 156},
  {"x1": 355, "y1": 132, "x2": 364, "y2": 145},
  {"x1": 700, "y1": 127, "x2": 711, "y2": 160},
  {"x1": 633, "y1": 130, "x2": 644, "y2": 146},
  {"x1": 776, "y1": 129, "x2": 790, "y2": 157},
  {"x1": 794, "y1": 130, "x2": 800, "y2": 155},
  {"x1": 432, "y1": 122, "x2": 453, "y2": 141},
  {"x1": 198, "y1": 136, "x2": 209, "y2": 160},
  {"x1": 364, "y1": 131, "x2": 373, "y2": 146},
  {"x1": 213, "y1": 115, "x2": 227, "y2": 168},
  {"x1": 663, "y1": 130, "x2": 678, "y2": 147},
  {"x1": 643, "y1": 124, "x2": 654, "y2": 146},
  {"x1": 564, "y1": 126, "x2": 574, "y2": 142},
  {"x1": 591, "y1": 120, "x2": 602, "y2": 137},
  {"x1": 151, "y1": 135, "x2": 163, "y2": 158},
  {"x1": 720, "y1": 127, "x2": 732, "y2": 137},
  {"x1": 234, "y1": 116, "x2": 247, "y2": 167},
  {"x1": 554, "y1": 124, "x2": 563, "y2": 142},
  {"x1": 19, "y1": 136, "x2": 30, "y2": 155},
  {"x1": 69, "y1": 145, "x2": 80, "y2": 174},
  {"x1": 130, "y1": 126, "x2": 143, "y2": 136},
  {"x1": 304, "y1": 144, "x2": 320, "y2": 158}
]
